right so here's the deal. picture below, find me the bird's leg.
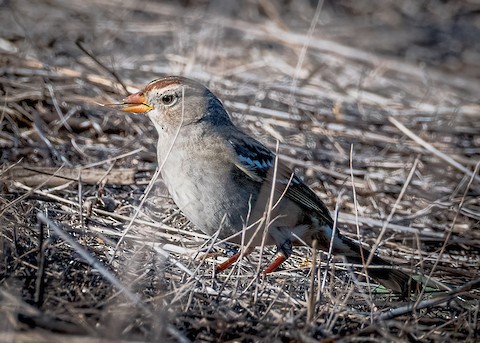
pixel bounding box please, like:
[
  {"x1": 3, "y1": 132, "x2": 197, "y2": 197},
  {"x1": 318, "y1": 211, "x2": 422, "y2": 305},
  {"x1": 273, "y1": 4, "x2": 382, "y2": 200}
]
[
  {"x1": 215, "y1": 246, "x2": 254, "y2": 272},
  {"x1": 263, "y1": 254, "x2": 287, "y2": 273},
  {"x1": 263, "y1": 239, "x2": 292, "y2": 274}
]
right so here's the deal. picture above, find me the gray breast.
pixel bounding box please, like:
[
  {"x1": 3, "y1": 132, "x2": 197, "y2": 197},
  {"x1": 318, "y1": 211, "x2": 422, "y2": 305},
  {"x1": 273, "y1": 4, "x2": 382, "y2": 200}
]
[{"x1": 160, "y1": 149, "x2": 258, "y2": 240}]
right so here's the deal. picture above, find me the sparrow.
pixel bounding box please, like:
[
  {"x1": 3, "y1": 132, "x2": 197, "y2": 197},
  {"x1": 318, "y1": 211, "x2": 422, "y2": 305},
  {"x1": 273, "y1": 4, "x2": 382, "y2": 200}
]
[{"x1": 120, "y1": 76, "x2": 416, "y2": 294}]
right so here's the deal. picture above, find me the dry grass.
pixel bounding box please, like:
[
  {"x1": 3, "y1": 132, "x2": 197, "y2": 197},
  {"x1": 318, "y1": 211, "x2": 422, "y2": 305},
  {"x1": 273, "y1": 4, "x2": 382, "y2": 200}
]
[{"x1": 1, "y1": 0, "x2": 479, "y2": 342}]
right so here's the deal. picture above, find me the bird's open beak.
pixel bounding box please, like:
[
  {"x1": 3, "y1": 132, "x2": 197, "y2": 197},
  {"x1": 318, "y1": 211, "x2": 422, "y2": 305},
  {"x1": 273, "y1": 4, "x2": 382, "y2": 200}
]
[{"x1": 122, "y1": 92, "x2": 153, "y2": 113}]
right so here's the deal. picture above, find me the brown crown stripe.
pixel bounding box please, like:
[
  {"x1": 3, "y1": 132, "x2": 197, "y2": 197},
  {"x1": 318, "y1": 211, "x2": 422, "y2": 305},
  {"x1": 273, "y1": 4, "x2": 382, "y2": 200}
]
[
  {"x1": 143, "y1": 76, "x2": 182, "y2": 92},
  {"x1": 143, "y1": 76, "x2": 206, "y2": 94}
]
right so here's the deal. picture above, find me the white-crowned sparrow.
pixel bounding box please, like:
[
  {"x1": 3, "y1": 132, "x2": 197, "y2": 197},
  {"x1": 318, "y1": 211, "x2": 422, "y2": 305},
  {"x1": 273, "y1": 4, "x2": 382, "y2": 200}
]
[{"x1": 120, "y1": 76, "x2": 416, "y2": 294}]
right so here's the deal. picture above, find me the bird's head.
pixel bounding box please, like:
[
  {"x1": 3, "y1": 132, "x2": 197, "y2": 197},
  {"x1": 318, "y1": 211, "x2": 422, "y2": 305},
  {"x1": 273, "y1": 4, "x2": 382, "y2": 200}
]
[{"x1": 122, "y1": 76, "x2": 231, "y2": 133}]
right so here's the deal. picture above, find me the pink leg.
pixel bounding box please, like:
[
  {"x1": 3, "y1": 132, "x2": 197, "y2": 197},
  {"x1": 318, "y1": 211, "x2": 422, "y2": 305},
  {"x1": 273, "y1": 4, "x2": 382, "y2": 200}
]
[
  {"x1": 263, "y1": 253, "x2": 287, "y2": 274},
  {"x1": 215, "y1": 247, "x2": 254, "y2": 272}
]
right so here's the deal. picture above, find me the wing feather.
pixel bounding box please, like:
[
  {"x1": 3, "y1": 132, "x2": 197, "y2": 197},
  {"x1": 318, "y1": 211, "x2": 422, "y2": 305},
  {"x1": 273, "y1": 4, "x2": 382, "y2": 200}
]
[{"x1": 228, "y1": 134, "x2": 333, "y2": 226}]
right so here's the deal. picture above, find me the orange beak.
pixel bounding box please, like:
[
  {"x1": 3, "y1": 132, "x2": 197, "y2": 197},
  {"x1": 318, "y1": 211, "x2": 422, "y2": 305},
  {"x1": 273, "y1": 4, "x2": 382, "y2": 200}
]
[{"x1": 122, "y1": 92, "x2": 153, "y2": 113}]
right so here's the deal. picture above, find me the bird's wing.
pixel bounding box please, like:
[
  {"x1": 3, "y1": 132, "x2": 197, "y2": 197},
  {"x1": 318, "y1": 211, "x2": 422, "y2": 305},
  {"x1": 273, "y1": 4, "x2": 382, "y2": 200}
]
[
  {"x1": 228, "y1": 134, "x2": 334, "y2": 226},
  {"x1": 227, "y1": 135, "x2": 274, "y2": 183}
]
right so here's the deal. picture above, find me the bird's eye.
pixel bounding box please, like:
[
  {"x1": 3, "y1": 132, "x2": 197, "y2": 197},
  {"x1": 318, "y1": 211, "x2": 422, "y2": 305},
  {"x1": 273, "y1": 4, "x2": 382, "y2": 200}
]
[{"x1": 161, "y1": 94, "x2": 177, "y2": 106}]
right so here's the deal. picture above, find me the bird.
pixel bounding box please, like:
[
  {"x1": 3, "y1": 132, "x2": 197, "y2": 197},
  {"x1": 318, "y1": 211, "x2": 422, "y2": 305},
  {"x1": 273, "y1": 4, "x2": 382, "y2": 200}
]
[{"x1": 120, "y1": 76, "x2": 417, "y2": 295}]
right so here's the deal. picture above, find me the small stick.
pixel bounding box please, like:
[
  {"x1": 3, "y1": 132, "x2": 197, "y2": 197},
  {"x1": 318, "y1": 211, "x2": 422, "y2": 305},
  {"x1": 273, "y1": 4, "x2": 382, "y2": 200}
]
[
  {"x1": 389, "y1": 116, "x2": 480, "y2": 184},
  {"x1": 376, "y1": 277, "x2": 480, "y2": 321},
  {"x1": 75, "y1": 39, "x2": 129, "y2": 95},
  {"x1": 307, "y1": 239, "x2": 318, "y2": 323},
  {"x1": 34, "y1": 219, "x2": 47, "y2": 307}
]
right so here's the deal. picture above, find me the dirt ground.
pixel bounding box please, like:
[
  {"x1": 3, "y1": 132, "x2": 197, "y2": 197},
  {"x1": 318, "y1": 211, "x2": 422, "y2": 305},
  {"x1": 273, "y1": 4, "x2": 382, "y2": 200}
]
[{"x1": 1, "y1": 0, "x2": 479, "y2": 342}]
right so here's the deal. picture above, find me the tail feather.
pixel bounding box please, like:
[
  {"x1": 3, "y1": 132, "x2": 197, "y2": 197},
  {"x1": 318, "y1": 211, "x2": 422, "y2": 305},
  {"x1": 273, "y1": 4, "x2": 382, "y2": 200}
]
[
  {"x1": 339, "y1": 235, "x2": 418, "y2": 295},
  {"x1": 366, "y1": 267, "x2": 417, "y2": 295}
]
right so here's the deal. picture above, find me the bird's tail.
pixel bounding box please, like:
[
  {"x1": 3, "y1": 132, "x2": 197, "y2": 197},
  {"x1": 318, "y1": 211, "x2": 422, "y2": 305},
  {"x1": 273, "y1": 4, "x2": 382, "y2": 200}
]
[{"x1": 329, "y1": 233, "x2": 418, "y2": 296}]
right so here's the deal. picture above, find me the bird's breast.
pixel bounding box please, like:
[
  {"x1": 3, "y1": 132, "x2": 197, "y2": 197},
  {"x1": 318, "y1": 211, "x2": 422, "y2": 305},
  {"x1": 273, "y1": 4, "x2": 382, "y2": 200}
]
[{"x1": 158, "y1": 144, "x2": 254, "y2": 238}]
